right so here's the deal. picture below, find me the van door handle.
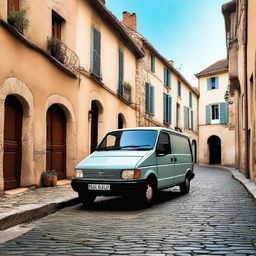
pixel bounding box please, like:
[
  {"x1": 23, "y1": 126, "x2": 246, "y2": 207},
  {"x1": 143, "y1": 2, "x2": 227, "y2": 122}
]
[
  {"x1": 170, "y1": 157, "x2": 173, "y2": 162},
  {"x1": 174, "y1": 157, "x2": 177, "y2": 162}
]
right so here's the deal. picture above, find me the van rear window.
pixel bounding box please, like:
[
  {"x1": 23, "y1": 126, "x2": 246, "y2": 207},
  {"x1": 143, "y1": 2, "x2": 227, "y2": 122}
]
[{"x1": 170, "y1": 135, "x2": 191, "y2": 154}]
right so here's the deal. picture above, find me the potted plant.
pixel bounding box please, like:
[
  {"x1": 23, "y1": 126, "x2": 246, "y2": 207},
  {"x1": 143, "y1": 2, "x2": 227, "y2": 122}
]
[
  {"x1": 47, "y1": 37, "x2": 65, "y2": 64},
  {"x1": 7, "y1": 8, "x2": 29, "y2": 34},
  {"x1": 123, "y1": 82, "x2": 132, "y2": 102},
  {"x1": 42, "y1": 170, "x2": 57, "y2": 187}
]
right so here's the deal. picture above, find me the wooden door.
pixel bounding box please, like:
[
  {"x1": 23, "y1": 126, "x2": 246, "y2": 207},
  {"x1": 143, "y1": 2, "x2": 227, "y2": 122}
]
[
  {"x1": 3, "y1": 96, "x2": 23, "y2": 190},
  {"x1": 8, "y1": 0, "x2": 19, "y2": 12},
  {"x1": 46, "y1": 105, "x2": 66, "y2": 180}
]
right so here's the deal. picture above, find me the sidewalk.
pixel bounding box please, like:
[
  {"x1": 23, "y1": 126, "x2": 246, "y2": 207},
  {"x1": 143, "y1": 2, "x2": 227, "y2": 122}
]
[{"x1": 0, "y1": 181, "x2": 79, "y2": 230}]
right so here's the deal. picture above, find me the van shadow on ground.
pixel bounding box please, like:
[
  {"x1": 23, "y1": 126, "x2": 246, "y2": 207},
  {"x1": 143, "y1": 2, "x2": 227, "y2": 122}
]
[{"x1": 78, "y1": 188, "x2": 186, "y2": 212}]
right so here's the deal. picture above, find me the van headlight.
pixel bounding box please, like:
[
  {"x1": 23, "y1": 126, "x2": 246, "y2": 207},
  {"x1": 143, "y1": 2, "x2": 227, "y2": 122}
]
[
  {"x1": 75, "y1": 170, "x2": 83, "y2": 178},
  {"x1": 121, "y1": 169, "x2": 140, "y2": 179}
]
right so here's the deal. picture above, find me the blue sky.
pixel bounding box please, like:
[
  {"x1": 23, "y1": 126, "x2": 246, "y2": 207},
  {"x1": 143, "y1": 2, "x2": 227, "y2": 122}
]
[{"x1": 106, "y1": 0, "x2": 228, "y2": 86}]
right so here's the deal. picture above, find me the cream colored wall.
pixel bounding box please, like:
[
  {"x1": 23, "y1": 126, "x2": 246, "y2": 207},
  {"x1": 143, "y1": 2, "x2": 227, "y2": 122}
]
[
  {"x1": 199, "y1": 125, "x2": 235, "y2": 166},
  {"x1": 199, "y1": 72, "x2": 228, "y2": 125}
]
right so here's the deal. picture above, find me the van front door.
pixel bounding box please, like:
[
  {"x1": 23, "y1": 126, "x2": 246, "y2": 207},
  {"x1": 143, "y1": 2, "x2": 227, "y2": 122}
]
[{"x1": 156, "y1": 132, "x2": 175, "y2": 188}]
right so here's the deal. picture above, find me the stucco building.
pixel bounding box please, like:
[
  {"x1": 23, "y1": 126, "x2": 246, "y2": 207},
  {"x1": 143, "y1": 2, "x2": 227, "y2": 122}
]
[
  {"x1": 121, "y1": 12, "x2": 199, "y2": 163},
  {"x1": 222, "y1": 0, "x2": 256, "y2": 182},
  {"x1": 196, "y1": 59, "x2": 235, "y2": 166},
  {"x1": 0, "y1": 0, "x2": 199, "y2": 193}
]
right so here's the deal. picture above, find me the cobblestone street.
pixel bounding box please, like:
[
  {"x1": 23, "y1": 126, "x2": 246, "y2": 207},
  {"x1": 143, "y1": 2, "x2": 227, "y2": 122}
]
[{"x1": 0, "y1": 166, "x2": 255, "y2": 255}]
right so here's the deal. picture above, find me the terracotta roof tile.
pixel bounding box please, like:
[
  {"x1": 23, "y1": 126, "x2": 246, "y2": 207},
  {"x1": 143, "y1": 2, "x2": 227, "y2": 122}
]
[{"x1": 195, "y1": 59, "x2": 228, "y2": 77}]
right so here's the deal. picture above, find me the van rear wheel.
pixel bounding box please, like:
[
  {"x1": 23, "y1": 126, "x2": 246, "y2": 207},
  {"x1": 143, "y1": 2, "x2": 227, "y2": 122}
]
[{"x1": 180, "y1": 176, "x2": 190, "y2": 194}]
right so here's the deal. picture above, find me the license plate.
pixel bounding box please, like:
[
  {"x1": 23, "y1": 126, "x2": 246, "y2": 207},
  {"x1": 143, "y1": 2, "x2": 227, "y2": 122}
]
[{"x1": 88, "y1": 184, "x2": 110, "y2": 191}]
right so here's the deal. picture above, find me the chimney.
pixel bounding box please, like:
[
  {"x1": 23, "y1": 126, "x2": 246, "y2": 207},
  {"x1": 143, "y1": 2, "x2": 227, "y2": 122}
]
[{"x1": 122, "y1": 11, "x2": 137, "y2": 31}]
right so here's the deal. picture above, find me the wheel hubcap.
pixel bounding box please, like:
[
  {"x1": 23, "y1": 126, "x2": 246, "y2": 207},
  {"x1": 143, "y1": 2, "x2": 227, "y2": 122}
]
[{"x1": 146, "y1": 184, "x2": 153, "y2": 201}]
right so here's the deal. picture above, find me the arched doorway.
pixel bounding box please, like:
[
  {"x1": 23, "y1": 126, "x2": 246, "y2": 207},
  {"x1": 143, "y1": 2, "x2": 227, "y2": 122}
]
[
  {"x1": 46, "y1": 104, "x2": 66, "y2": 180},
  {"x1": 118, "y1": 113, "x2": 125, "y2": 129},
  {"x1": 4, "y1": 95, "x2": 23, "y2": 190},
  {"x1": 191, "y1": 140, "x2": 197, "y2": 163},
  {"x1": 208, "y1": 136, "x2": 221, "y2": 165},
  {"x1": 90, "y1": 101, "x2": 99, "y2": 153}
]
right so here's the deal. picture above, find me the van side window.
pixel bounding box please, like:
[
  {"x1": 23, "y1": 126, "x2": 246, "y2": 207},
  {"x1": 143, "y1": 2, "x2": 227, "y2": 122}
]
[
  {"x1": 170, "y1": 135, "x2": 191, "y2": 154},
  {"x1": 157, "y1": 132, "x2": 172, "y2": 154}
]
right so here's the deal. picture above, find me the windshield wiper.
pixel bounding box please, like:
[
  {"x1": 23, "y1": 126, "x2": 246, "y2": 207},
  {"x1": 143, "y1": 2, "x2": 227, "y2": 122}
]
[
  {"x1": 119, "y1": 144, "x2": 152, "y2": 149},
  {"x1": 96, "y1": 146, "x2": 121, "y2": 151}
]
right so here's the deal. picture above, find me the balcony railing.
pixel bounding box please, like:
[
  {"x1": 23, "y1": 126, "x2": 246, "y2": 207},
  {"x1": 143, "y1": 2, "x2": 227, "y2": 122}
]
[{"x1": 47, "y1": 37, "x2": 79, "y2": 75}]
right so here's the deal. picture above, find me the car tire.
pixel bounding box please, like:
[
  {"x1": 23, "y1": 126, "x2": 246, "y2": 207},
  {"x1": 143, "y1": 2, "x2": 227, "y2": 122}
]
[
  {"x1": 139, "y1": 179, "x2": 157, "y2": 207},
  {"x1": 180, "y1": 176, "x2": 190, "y2": 194},
  {"x1": 79, "y1": 192, "x2": 96, "y2": 207}
]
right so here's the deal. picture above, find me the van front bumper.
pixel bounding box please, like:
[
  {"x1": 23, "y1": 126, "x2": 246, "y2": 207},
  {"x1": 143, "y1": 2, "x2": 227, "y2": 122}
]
[{"x1": 71, "y1": 178, "x2": 147, "y2": 196}]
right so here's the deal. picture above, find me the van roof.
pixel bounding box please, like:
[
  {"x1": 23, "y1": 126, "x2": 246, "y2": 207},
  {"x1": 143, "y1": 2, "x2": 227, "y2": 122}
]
[{"x1": 110, "y1": 127, "x2": 189, "y2": 138}]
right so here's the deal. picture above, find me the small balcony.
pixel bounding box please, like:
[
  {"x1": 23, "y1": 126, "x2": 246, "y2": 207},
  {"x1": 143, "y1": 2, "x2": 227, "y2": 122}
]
[{"x1": 47, "y1": 37, "x2": 79, "y2": 75}]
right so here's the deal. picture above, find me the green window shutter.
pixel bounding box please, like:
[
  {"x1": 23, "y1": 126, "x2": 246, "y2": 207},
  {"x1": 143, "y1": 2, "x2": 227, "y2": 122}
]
[
  {"x1": 207, "y1": 78, "x2": 211, "y2": 90},
  {"x1": 91, "y1": 25, "x2": 101, "y2": 77},
  {"x1": 215, "y1": 76, "x2": 219, "y2": 89},
  {"x1": 220, "y1": 102, "x2": 228, "y2": 124},
  {"x1": 184, "y1": 106, "x2": 188, "y2": 129},
  {"x1": 178, "y1": 81, "x2": 181, "y2": 97},
  {"x1": 150, "y1": 85, "x2": 155, "y2": 115},
  {"x1": 206, "y1": 105, "x2": 211, "y2": 124},
  {"x1": 145, "y1": 83, "x2": 150, "y2": 113},
  {"x1": 118, "y1": 49, "x2": 124, "y2": 96},
  {"x1": 151, "y1": 54, "x2": 155, "y2": 72},
  {"x1": 191, "y1": 110, "x2": 194, "y2": 130},
  {"x1": 167, "y1": 70, "x2": 171, "y2": 88},
  {"x1": 164, "y1": 67, "x2": 167, "y2": 86},
  {"x1": 189, "y1": 92, "x2": 192, "y2": 108},
  {"x1": 168, "y1": 96, "x2": 172, "y2": 123},
  {"x1": 163, "y1": 94, "x2": 167, "y2": 122}
]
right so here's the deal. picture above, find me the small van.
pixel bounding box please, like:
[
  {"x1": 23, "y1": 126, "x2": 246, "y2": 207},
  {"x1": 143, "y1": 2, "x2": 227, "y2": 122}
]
[{"x1": 71, "y1": 127, "x2": 194, "y2": 206}]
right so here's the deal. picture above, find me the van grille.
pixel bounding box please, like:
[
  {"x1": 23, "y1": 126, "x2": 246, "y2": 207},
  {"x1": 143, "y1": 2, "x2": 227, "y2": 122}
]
[{"x1": 83, "y1": 170, "x2": 121, "y2": 179}]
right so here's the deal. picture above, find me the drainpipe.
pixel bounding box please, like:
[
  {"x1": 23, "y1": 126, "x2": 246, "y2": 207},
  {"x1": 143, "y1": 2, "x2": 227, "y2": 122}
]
[{"x1": 244, "y1": 0, "x2": 249, "y2": 178}]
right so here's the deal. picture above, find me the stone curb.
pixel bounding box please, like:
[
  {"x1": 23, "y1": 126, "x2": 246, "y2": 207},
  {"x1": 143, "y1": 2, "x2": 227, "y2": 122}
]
[
  {"x1": 0, "y1": 196, "x2": 80, "y2": 231},
  {"x1": 197, "y1": 164, "x2": 256, "y2": 201}
]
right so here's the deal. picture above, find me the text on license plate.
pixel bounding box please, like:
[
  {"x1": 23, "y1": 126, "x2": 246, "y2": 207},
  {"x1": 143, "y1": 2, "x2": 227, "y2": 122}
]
[{"x1": 88, "y1": 184, "x2": 110, "y2": 191}]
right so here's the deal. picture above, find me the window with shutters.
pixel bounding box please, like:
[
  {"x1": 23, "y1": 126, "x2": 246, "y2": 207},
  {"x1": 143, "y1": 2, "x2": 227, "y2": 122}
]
[
  {"x1": 205, "y1": 103, "x2": 228, "y2": 125},
  {"x1": 145, "y1": 83, "x2": 155, "y2": 115},
  {"x1": 164, "y1": 67, "x2": 171, "y2": 88},
  {"x1": 184, "y1": 106, "x2": 190, "y2": 129},
  {"x1": 52, "y1": 11, "x2": 63, "y2": 40},
  {"x1": 163, "y1": 93, "x2": 172, "y2": 124},
  {"x1": 150, "y1": 54, "x2": 155, "y2": 72},
  {"x1": 211, "y1": 104, "x2": 220, "y2": 124},
  {"x1": 177, "y1": 80, "x2": 181, "y2": 97},
  {"x1": 8, "y1": 0, "x2": 19, "y2": 13},
  {"x1": 91, "y1": 25, "x2": 101, "y2": 78},
  {"x1": 189, "y1": 92, "x2": 192, "y2": 108},
  {"x1": 118, "y1": 48, "x2": 124, "y2": 96},
  {"x1": 207, "y1": 76, "x2": 219, "y2": 90}
]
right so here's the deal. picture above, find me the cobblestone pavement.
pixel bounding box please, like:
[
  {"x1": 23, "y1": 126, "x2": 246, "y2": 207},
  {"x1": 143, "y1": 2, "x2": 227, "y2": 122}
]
[{"x1": 0, "y1": 166, "x2": 256, "y2": 255}]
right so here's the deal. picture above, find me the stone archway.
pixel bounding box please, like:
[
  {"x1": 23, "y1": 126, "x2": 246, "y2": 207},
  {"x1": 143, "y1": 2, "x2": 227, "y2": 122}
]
[
  {"x1": 208, "y1": 135, "x2": 221, "y2": 165},
  {"x1": 0, "y1": 77, "x2": 35, "y2": 192},
  {"x1": 45, "y1": 94, "x2": 77, "y2": 180}
]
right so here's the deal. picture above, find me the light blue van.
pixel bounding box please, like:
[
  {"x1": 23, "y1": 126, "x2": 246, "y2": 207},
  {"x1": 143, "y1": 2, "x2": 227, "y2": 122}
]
[{"x1": 71, "y1": 127, "x2": 194, "y2": 206}]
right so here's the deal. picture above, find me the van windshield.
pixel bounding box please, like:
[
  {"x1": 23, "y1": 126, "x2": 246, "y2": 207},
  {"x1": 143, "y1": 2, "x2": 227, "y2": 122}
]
[{"x1": 96, "y1": 130, "x2": 157, "y2": 151}]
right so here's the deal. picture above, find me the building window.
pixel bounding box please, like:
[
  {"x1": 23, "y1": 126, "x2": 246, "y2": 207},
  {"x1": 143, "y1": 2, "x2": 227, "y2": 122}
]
[
  {"x1": 207, "y1": 76, "x2": 219, "y2": 90},
  {"x1": 177, "y1": 80, "x2": 181, "y2": 97},
  {"x1": 211, "y1": 104, "x2": 219, "y2": 121},
  {"x1": 8, "y1": 0, "x2": 19, "y2": 13},
  {"x1": 150, "y1": 54, "x2": 155, "y2": 72},
  {"x1": 163, "y1": 93, "x2": 172, "y2": 124},
  {"x1": 91, "y1": 25, "x2": 101, "y2": 78},
  {"x1": 118, "y1": 48, "x2": 124, "y2": 96},
  {"x1": 189, "y1": 91, "x2": 192, "y2": 108},
  {"x1": 184, "y1": 106, "x2": 193, "y2": 130},
  {"x1": 164, "y1": 67, "x2": 171, "y2": 88},
  {"x1": 205, "y1": 103, "x2": 227, "y2": 125},
  {"x1": 145, "y1": 83, "x2": 155, "y2": 115},
  {"x1": 52, "y1": 11, "x2": 63, "y2": 40}
]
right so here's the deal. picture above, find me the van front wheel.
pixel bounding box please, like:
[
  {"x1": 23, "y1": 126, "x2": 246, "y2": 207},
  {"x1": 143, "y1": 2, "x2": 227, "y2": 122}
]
[
  {"x1": 180, "y1": 176, "x2": 190, "y2": 194},
  {"x1": 139, "y1": 179, "x2": 156, "y2": 207}
]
